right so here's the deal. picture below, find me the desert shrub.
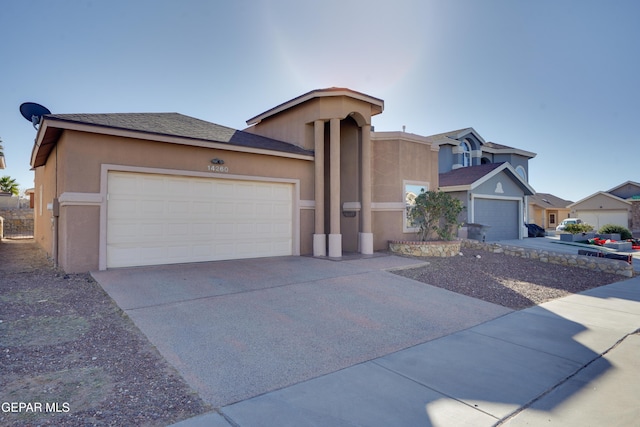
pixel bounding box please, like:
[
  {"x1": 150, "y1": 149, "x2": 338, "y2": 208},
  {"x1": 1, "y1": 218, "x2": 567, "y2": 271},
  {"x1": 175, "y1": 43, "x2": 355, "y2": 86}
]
[
  {"x1": 406, "y1": 190, "x2": 464, "y2": 241},
  {"x1": 598, "y1": 224, "x2": 632, "y2": 240},
  {"x1": 564, "y1": 223, "x2": 594, "y2": 234}
]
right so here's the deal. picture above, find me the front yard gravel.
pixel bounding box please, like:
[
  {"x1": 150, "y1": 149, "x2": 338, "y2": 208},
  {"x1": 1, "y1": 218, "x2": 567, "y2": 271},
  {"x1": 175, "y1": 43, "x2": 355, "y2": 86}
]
[
  {"x1": 0, "y1": 240, "x2": 211, "y2": 427},
  {"x1": 392, "y1": 248, "x2": 625, "y2": 310}
]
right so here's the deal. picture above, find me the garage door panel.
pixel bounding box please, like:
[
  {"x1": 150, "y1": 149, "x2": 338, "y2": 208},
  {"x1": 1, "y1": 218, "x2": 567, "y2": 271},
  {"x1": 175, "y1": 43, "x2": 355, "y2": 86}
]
[
  {"x1": 107, "y1": 172, "x2": 294, "y2": 268},
  {"x1": 577, "y1": 210, "x2": 627, "y2": 230},
  {"x1": 474, "y1": 198, "x2": 519, "y2": 241}
]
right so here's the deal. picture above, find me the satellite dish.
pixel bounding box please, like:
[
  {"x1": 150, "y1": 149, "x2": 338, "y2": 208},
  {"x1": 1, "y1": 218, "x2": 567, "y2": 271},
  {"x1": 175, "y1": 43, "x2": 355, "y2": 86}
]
[{"x1": 20, "y1": 102, "x2": 51, "y2": 130}]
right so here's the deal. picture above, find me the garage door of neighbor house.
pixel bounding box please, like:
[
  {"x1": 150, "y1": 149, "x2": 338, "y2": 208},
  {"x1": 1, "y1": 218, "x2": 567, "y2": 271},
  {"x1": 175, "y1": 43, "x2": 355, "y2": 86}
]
[
  {"x1": 474, "y1": 198, "x2": 519, "y2": 241},
  {"x1": 577, "y1": 210, "x2": 628, "y2": 230},
  {"x1": 106, "y1": 172, "x2": 293, "y2": 268}
]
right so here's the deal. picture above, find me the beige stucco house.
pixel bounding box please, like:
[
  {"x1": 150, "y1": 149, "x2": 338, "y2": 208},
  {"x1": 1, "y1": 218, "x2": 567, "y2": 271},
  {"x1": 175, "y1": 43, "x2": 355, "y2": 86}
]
[
  {"x1": 31, "y1": 88, "x2": 441, "y2": 272},
  {"x1": 528, "y1": 192, "x2": 572, "y2": 231},
  {"x1": 569, "y1": 181, "x2": 640, "y2": 233}
]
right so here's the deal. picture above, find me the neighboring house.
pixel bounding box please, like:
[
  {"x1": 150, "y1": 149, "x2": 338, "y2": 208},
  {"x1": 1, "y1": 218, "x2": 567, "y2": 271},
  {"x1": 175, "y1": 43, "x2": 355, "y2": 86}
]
[
  {"x1": 569, "y1": 181, "x2": 640, "y2": 233},
  {"x1": 31, "y1": 88, "x2": 442, "y2": 272},
  {"x1": 528, "y1": 192, "x2": 573, "y2": 230},
  {"x1": 430, "y1": 128, "x2": 536, "y2": 241}
]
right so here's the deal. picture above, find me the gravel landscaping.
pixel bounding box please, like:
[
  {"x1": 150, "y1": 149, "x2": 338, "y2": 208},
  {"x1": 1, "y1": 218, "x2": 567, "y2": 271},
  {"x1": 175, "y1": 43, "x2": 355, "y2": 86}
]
[
  {"x1": 0, "y1": 239, "x2": 629, "y2": 425},
  {"x1": 0, "y1": 240, "x2": 210, "y2": 427},
  {"x1": 392, "y1": 248, "x2": 625, "y2": 310}
]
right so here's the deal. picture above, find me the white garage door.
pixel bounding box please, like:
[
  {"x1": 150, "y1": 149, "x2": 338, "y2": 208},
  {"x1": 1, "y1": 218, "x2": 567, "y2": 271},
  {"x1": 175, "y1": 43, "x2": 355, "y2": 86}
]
[
  {"x1": 107, "y1": 172, "x2": 293, "y2": 268},
  {"x1": 474, "y1": 198, "x2": 520, "y2": 241},
  {"x1": 577, "y1": 210, "x2": 628, "y2": 230}
]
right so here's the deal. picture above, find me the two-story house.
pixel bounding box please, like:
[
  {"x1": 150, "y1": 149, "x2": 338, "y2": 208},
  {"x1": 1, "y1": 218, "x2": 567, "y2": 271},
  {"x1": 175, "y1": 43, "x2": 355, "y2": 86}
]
[{"x1": 430, "y1": 128, "x2": 536, "y2": 241}]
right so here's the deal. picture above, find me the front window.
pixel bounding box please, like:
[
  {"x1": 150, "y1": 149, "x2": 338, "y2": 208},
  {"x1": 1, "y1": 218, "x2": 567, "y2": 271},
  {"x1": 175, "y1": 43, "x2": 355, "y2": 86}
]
[
  {"x1": 404, "y1": 181, "x2": 429, "y2": 232},
  {"x1": 461, "y1": 141, "x2": 471, "y2": 167},
  {"x1": 515, "y1": 165, "x2": 527, "y2": 181}
]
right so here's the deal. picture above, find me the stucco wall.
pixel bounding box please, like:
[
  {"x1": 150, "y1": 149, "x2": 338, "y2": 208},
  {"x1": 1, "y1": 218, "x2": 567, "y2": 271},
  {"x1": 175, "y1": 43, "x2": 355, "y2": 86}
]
[
  {"x1": 246, "y1": 96, "x2": 376, "y2": 150},
  {"x1": 34, "y1": 130, "x2": 316, "y2": 272},
  {"x1": 370, "y1": 132, "x2": 438, "y2": 248}
]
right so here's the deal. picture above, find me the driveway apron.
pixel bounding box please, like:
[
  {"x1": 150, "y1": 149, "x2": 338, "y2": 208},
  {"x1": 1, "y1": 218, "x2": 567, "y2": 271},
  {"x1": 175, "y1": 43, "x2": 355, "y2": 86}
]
[{"x1": 92, "y1": 255, "x2": 512, "y2": 408}]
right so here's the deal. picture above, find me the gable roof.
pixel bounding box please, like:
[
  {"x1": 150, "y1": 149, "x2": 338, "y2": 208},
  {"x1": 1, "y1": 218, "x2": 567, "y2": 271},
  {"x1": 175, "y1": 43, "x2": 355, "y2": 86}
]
[
  {"x1": 246, "y1": 87, "x2": 384, "y2": 126},
  {"x1": 568, "y1": 191, "x2": 632, "y2": 208},
  {"x1": 31, "y1": 113, "x2": 313, "y2": 168},
  {"x1": 606, "y1": 180, "x2": 640, "y2": 198},
  {"x1": 528, "y1": 192, "x2": 573, "y2": 209},
  {"x1": 427, "y1": 128, "x2": 536, "y2": 158},
  {"x1": 427, "y1": 128, "x2": 485, "y2": 145},
  {"x1": 439, "y1": 162, "x2": 504, "y2": 187},
  {"x1": 439, "y1": 162, "x2": 535, "y2": 195}
]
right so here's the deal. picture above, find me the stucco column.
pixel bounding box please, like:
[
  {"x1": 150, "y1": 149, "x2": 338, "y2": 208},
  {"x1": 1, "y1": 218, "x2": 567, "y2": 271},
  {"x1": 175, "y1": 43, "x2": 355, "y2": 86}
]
[
  {"x1": 328, "y1": 118, "x2": 342, "y2": 257},
  {"x1": 359, "y1": 124, "x2": 373, "y2": 254},
  {"x1": 313, "y1": 120, "x2": 326, "y2": 256}
]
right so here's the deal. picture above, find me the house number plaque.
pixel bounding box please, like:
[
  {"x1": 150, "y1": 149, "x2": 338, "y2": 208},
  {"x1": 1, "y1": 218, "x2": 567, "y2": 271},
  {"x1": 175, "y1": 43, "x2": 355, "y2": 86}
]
[
  {"x1": 207, "y1": 165, "x2": 229, "y2": 173},
  {"x1": 208, "y1": 158, "x2": 229, "y2": 173}
]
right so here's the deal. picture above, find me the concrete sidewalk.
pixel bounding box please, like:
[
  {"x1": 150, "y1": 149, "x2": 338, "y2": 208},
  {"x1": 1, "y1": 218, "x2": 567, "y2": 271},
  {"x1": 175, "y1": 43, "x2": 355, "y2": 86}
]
[{"x1": 170, "y1": 275, "x2": 640, "y2": 427}]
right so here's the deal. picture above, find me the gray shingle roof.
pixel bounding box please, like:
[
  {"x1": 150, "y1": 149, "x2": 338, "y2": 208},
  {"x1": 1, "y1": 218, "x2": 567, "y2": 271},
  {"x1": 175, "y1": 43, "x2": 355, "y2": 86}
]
[
  {"x1": 528, "y1": 192, "x2": 573, "y2": 208},
  {"x1": 438, "y1": 162, "x2": 505, "y2": 187},
  {"x1": 45, "y1": 113, "x2": 313, "y2": 156}
]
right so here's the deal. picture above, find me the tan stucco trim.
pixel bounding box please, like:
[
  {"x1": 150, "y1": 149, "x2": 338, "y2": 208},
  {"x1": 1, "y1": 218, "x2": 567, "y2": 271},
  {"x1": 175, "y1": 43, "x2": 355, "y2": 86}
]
[
  {"x1": 58, "y1": 192, "x2": 103, "y2": 207},
  {"x1": 98, "y1": 164, "x2": 302, "y2": 270},
  {"x1": 371, "y1": 132, "x2": 439, "y2": 151},
  {"x1": 371, "y1": 202, "x2": 405, "y2": 211},
  {"x1": 300, "y1": 200, "x2": 315, "y2": 209},
  {"x1": 247, "y1": 88, "x2": 384, "y2": 125},
  {"x1": 31, "y1": 120, "x2": 314, "y2": 168}
]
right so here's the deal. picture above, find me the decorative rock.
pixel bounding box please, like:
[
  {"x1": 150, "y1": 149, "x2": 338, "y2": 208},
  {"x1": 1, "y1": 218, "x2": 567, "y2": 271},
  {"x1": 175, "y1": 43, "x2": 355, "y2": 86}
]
[{"x1": 458, "y1": 239, "x2": 633, "y2": 278}]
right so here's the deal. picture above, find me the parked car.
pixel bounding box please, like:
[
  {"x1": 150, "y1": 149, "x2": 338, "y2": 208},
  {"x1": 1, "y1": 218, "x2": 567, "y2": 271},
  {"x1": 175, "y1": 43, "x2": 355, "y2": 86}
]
[
  {"x1": 556, "y1": 218, "x2": 583, "y2": 231},
  {"x1": 525, "y1": 223, "x2": 546, "y2": 237}
]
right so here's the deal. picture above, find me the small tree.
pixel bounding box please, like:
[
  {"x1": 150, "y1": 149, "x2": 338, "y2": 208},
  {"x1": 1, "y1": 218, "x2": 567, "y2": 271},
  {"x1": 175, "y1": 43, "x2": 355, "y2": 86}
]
[
  {"x1": 0, "y1": 175, "x2": 20, "y2": 196},
  {"x1": 407, "y1": 190, "x2": 464, "y2": 241}
]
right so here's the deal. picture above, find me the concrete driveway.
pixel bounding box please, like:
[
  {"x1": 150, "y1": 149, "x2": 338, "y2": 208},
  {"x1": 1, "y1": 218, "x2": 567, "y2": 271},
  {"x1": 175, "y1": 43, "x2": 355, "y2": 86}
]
[{"x1": 91, "y1": 254, "x2": 511, "y2": 408}]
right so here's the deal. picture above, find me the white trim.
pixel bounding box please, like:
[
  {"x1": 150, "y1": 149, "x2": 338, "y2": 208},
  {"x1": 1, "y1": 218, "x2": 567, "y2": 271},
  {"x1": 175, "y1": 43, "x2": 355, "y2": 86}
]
[
  {"x1": 300, "y1": 200, "x2": 315, "y2": 209},
  {"x1": 481, "y1": 145, "x2": 536, "y2": 159},
  {"x1": 98, "y1": 164, "x2": 302, "y2": 270},
  {"x1": 58, "y1": 192, "x2": 103, "y2": 207},
  {"x1": 342, "y1": 201, "x2": 361, "y2": 211}
]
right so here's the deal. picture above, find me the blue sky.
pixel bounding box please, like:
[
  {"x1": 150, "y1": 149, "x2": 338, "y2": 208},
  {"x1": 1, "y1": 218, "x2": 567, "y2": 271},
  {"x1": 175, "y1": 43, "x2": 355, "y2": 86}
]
[{"x1": 1, "y1": 0, "x2": 638, "y2": 203}]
